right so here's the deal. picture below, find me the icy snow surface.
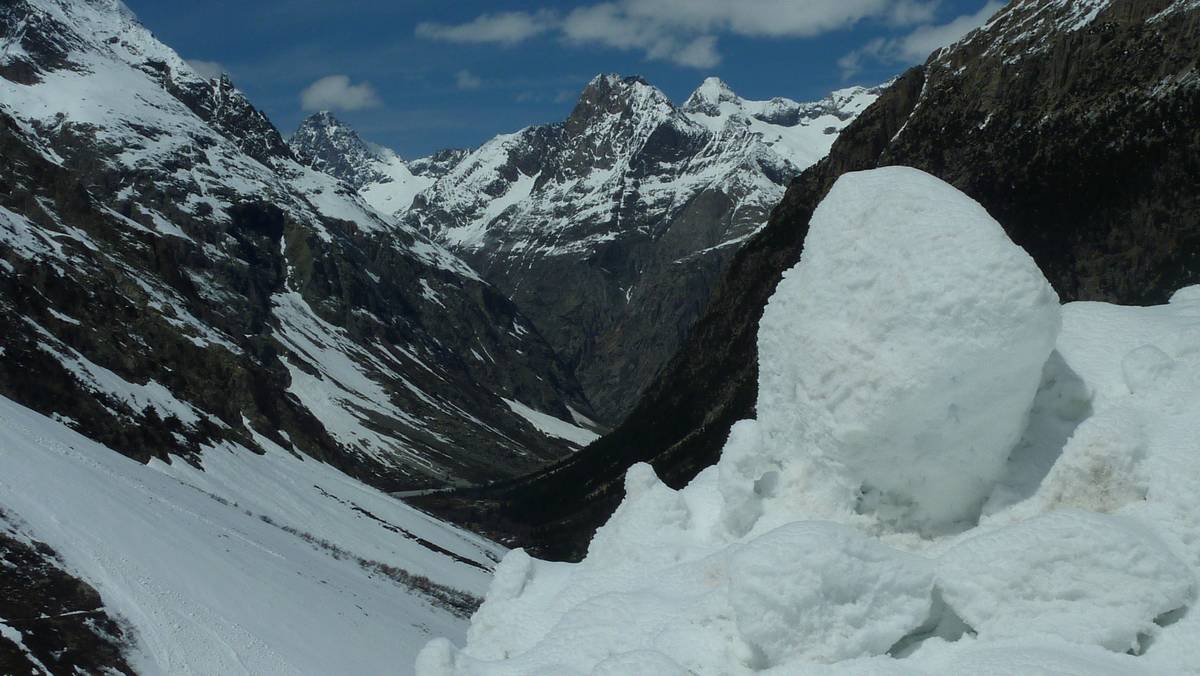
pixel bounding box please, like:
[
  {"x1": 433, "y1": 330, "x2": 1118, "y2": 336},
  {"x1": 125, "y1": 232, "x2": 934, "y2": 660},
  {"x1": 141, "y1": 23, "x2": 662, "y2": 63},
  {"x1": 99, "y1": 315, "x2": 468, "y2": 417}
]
[{"x1": 419, "y1": 168, "x2": 1200, "y2": 675}]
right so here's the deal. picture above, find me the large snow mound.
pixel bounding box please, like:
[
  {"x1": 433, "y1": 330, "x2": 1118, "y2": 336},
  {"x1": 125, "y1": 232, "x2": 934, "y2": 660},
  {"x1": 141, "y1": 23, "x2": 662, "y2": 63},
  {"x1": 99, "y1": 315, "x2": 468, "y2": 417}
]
[
  {"x1": 419, "y1": 169, "x2": 1200, "y2": 675},
  {"x1": 755, "y1": 167, "x2": 1061, "y2": 531}
]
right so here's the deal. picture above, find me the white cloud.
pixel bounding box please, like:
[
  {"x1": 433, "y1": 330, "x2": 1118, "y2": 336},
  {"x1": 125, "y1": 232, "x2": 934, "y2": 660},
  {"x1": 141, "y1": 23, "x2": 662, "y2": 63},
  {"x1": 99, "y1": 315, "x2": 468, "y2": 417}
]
[
  {"x1": 186, "y1": 59, "x2": 226, "y2": 80},
  {"x1": 618, "y1": 0, "x2": 927, "y2": 37},
  {"x1": 299, "y1": 75, "x2": 383, "y2": 112},
  {"x1": 415, "y1": 11, "x2": 557, "y2": 45},
  {"x1": 455, "y1": 69, "x2": 483, "y2": 90},
  {"x1": 561, "y1": 4, "x2": 722, "y2": 67},
  {"x1": 893, "y1": 1, "x2": 1002, "y2": 59},
  {"x1": 839, "y1": 1, "x2": 1002, "y2": 78},
  {"x1": 672, "y1": 36, "x2": 721, "y2": 69},
  {"x1": 415, "y1": 0, "x2": 976, "y2": 71}
]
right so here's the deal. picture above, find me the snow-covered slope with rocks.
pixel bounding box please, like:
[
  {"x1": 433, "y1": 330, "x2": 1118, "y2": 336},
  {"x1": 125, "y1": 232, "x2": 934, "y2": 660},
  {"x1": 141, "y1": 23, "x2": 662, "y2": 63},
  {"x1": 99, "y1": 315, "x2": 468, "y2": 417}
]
[
  {"x1": 0, "y1": 0, "x2": 600, "y2": 499},
  {"x1": 290, "y1": 111, "x2": 466, "y2": 216},
  {"x1": 412, "y1": 74, "x2": 881, "y2": 422},
  {"x1": 0, "y1": 392, "x2": 503, "y2": 675},
  {"x1": 419, "y1": 168, "x2": 1200, "y2": 676},
  {"x1": 306, "y1": 75, "x2": 880, "y2": 423}
]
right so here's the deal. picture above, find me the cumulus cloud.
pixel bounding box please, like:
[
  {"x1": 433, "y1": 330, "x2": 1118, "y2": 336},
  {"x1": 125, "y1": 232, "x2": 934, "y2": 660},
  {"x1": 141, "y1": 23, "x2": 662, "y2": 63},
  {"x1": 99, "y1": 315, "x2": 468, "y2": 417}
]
[
  {"x1": 415, "y1": 10, "x2": 557, "y2": 45},
  {"x1": 455, "y1": 69, "x2": 483, "y2": 90},
  {"x1": 300, "y1": 75, "x2": 383, "y2": 112},
  {"x1": 416, "y1": 0, "x2": 943, "y2": 69},
  {"x1": 839, "y1": 1, "x2": 1002, "y2": 78},
  {"x1": 186, "y1": 59, "x2": 226, "y2": 80}
]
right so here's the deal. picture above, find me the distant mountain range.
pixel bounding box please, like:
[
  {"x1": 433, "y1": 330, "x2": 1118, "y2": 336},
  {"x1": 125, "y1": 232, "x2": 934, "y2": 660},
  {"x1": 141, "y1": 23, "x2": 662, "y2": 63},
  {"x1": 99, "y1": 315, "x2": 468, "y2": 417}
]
[{"x1": 291, "y1": 76, "x2": 882, "y2": 422}]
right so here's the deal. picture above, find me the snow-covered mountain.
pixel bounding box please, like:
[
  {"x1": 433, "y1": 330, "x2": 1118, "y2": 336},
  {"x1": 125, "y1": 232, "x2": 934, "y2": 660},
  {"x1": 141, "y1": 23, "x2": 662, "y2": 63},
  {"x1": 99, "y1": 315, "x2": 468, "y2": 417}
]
[
  {"x1": 290, "y1": 111, "x2": 467, "y2": 216},
  {"x1": 300, "y1": 75, "x2": 880, "y2": 422},
  {"x1": 0, "y1": 0, "x2": 604, "y2": 491},
  {"x1": 0, "y1": 0, "x2": 613, "y2": 669}
]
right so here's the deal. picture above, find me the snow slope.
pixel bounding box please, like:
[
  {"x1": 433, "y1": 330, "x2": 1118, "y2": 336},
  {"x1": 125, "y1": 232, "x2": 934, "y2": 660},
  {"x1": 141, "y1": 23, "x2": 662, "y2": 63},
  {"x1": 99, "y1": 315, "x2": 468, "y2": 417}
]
[
  {"x1": 0, "y1": 393, "x2": 503, "y2": 675},
  {"x1": 419, "y1": 169, "x2": 1200, "y2": 675}
]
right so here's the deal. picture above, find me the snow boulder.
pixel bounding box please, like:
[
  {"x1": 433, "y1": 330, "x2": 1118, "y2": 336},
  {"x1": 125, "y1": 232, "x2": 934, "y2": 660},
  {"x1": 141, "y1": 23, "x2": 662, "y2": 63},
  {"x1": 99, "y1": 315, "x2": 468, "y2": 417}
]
[
  {"x1": 936, "y1": 509, "x2": 1194, "y2": 652},
  {"x1": 729, "y1": 521, "x2": 935, "y2": 666},
  {"x1": 755, "y1": 167, "x2": 1060, "y2": 529}
]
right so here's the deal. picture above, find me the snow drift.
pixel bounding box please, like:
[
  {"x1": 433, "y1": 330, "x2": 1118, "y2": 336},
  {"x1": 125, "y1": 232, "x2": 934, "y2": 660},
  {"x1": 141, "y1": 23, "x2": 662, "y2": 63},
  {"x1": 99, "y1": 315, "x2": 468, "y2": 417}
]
[{"x1": 419, "y1": 168, "x2": 1200, "y2": 675}]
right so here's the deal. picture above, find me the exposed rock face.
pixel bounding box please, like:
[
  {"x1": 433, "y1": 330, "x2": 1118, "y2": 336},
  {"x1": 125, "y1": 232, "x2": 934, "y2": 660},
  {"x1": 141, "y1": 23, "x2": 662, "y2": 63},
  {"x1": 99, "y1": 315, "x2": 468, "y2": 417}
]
[
  {"x1": 291, "y1": 111, "x2": 390, "y2": 189},
  {"x1": 291, "y1": 112, "x2": 467, "y2": 218},
  {"x1": 0, "y1": 0, "x2": 597, "y2": 493},
  {"x1": 362, "y1": 75, "x2": 881, "y2": 423},
  {"x1": 415, "y1": 0, "x2": 1200, "y2": 559}
]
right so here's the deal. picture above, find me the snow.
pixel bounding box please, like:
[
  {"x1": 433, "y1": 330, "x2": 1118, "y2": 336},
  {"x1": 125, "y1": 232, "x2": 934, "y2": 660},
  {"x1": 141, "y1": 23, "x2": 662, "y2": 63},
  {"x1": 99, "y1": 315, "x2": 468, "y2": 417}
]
[
  {"x1": 0, "y1": 393, "x2": 502, "y2": 675},
  {"x1": 936, "y1": 509, "x2": 1192, "y2": 652},
  {"x1": 420, "y1": 167, "x2": 1200, "y2": 675},
  {"x1": 502, "y1": 398, "x2": 600, "y2": 447},
  {"x1": 729, "y1": 522, "x2": 934, "y2": 665},
  {"x1": 358, "y1": 149, "x2": 438, "y2": 215},
  {"x1": 683, "y1": 78, "x2": 879, "y2": 171},
  {"x1": 754, "y1": 167, "x2": 1060, "y2": 531},
  {"x1": 272, "y1": 290, "x2": 427, "y2": 466}
]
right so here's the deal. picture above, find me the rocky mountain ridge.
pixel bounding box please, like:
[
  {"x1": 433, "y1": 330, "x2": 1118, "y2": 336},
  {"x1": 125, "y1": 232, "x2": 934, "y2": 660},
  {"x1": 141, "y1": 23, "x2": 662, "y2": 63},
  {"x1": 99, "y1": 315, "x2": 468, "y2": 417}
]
[{"x1": 297, "y1": 75, "x2": 882, "y2": 422}]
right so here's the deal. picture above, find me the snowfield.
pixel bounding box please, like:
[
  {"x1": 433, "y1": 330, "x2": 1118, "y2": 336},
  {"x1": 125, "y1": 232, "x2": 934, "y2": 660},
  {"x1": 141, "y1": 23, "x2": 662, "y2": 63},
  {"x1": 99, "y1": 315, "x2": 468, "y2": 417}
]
[
  {"x1": 419, "y1": 168, "x2": 1200, "y2": 675},
  {"x1": 0, "y1": 395, "x2": 504, "y2": 675}
]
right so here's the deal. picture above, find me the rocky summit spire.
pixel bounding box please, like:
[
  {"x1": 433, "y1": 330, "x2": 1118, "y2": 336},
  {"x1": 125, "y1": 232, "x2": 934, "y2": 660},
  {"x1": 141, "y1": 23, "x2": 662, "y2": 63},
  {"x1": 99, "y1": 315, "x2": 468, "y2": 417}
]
[{"x1": 289, "y1": 111, "x2": 386, "y2": 188}]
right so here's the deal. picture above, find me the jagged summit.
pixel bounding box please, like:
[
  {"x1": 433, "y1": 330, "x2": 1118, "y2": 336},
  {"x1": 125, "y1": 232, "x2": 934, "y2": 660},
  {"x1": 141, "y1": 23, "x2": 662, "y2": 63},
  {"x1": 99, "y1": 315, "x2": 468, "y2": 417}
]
[
  {"x1": 291, "y1": 110, "x2": 389, "y2": 188},
  {"x1": 565, "y1": 73, "x2": 677, "y2": 134},
  {"x1": 389, "y1": 72, "x2": 882, "y2": 422},
  {"x1": 288, "y1": 112, "x2": 465, "y2": 214},
  {"x1": 682, "y1": 76, "x2": 742, "y2": 113}
]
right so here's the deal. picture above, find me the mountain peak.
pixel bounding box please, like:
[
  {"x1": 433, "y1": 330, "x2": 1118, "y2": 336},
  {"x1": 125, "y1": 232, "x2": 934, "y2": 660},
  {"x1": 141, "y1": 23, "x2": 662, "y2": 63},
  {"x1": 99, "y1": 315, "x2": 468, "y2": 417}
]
[
  {"x1": 295, "y1": 110, "x2": 348, "y2": 134},
  {"x1": 289, "y1": 112, "x2": 387, "y2": 188},
  {"x1": 566, "y1": 73, "x2": 675, "y2": 133},
  {"x1": 684, "y1": 76, "x2": 741, "y2": 110}
]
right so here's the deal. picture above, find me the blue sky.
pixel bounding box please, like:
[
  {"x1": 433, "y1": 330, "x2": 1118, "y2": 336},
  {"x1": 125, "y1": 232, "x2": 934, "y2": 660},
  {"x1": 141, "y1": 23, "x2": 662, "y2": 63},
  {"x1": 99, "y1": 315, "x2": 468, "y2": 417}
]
[{"x1": 123, "y1": 0, "x2": 1003, "y2": 158}]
